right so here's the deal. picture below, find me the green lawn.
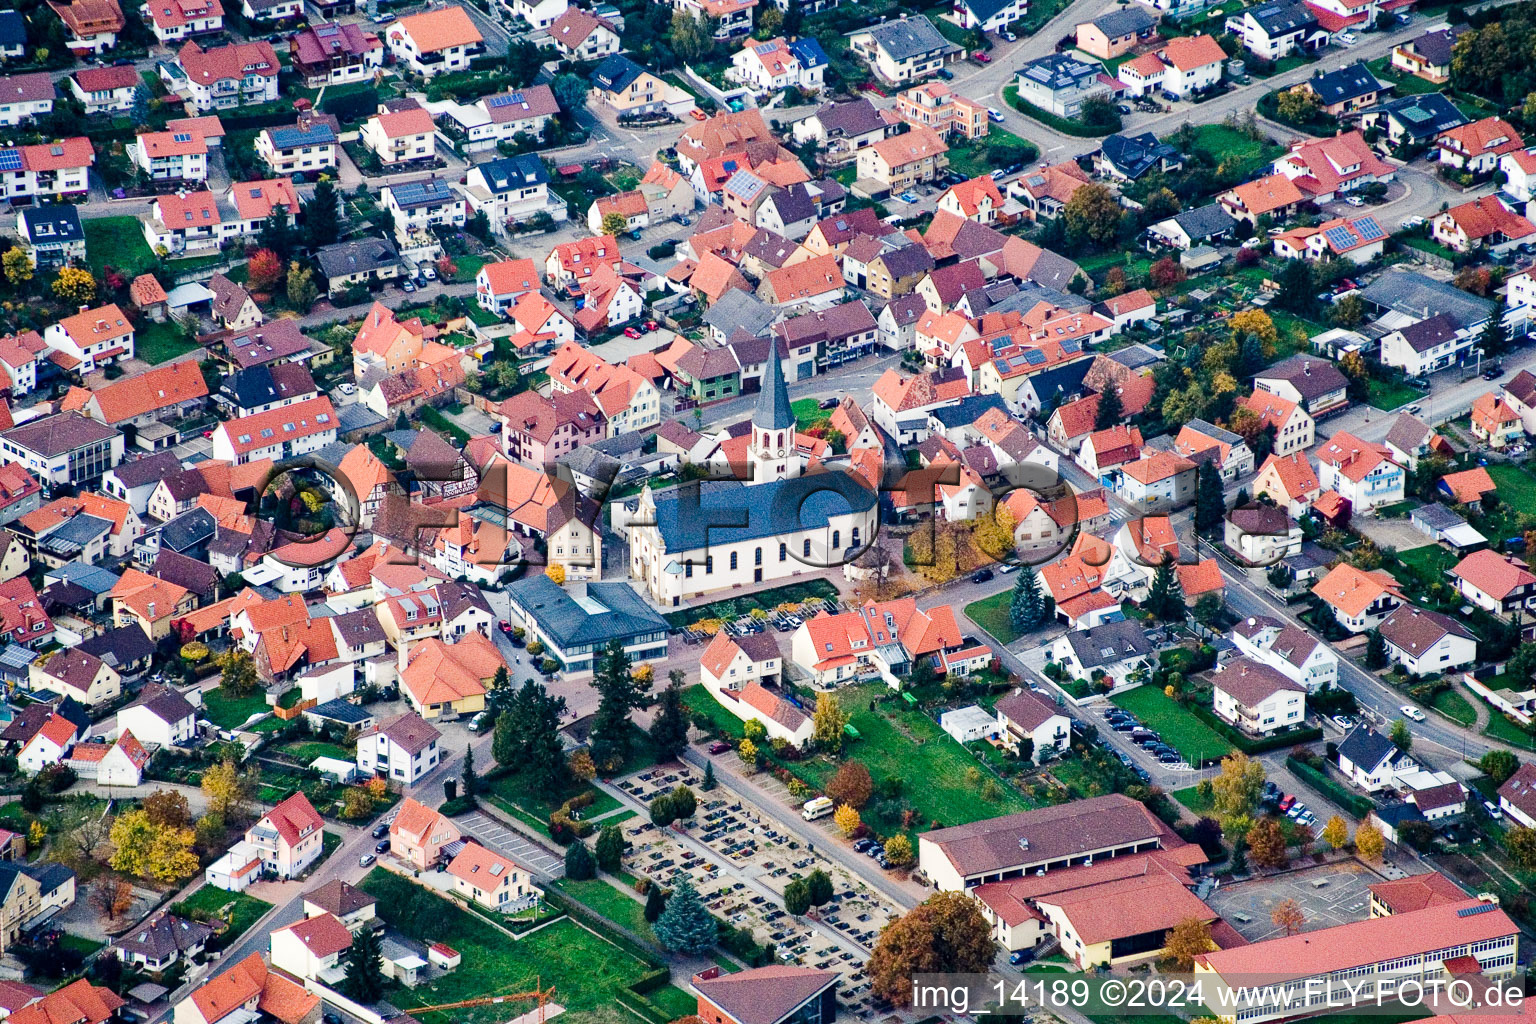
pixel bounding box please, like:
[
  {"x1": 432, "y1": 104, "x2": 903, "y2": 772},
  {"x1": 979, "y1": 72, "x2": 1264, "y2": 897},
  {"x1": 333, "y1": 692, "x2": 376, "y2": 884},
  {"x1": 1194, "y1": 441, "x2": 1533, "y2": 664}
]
[
  {"x1": 281, "y1": 740, "x2": 356, "y2": 763},
  {"x1": 172, "y1": 885, "x2": 273, "y2": 949},
  {"x1": 451, "y1": 254, "x2": 489, "y2": 284},
  {"x1": 84, "y1": 216, "x2": 157, "y2": 279},
  {"x1": 1366, "y1": 57, "x2": 1438, "y2": 95},
  {"x1": 484, "y1": 770, "x2": 621, "y2": 838},
  {"x1": 360, "y1": 869, "x2": 656, "y2": 1023},
  {"x1": 1392, "y1": 544, "x2": 1456, "y2": 589},
  {"x1": 690, "y1": 681, "x2": 1036, "y2": 839},
  {"x1": 200, "y1": 686, "x2": 271, "y2": 729},
  {"x1": 1111, "y1": 687, "x2": 1231, "y2": 765},
  {"x1": 1366, "y1": 378, "x2": 1420, "y2": 412},
  {"x1": 649, "y1": 986, "x2": 700, "y2": 1021},
  {"x1": 1430, "y1": 687, "x2": 1477, "y2": 727},
  {"x1": 553, "y1": 877, "x2": 653, "y2": 939},
  {"x1": 1484, "y1": 713, "x2": 1536, "y2": 750},
  {"x1": 58, "y1": 934, "x2": 105, "y2": 956},
  {"x1": 1487, "y1": 463, "x2": 1536, "y2": 515},
  {"x1": 791, "y1": 397, "x2": 829, "y2": 431},
  {"x1": 964, "y1": 590, "x2": 1018, "y2": 644},
  {"x1": 1173, "y1": 123, "x2": 1283, "y2": 181}
]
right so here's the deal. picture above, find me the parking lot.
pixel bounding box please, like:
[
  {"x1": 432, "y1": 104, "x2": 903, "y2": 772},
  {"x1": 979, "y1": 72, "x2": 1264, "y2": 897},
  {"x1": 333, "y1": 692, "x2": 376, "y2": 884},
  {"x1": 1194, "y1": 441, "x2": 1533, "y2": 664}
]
[
  {"x1": 1203, "y1": 862, "x2": 1377, "y2": 942},
  {"x1": 613, "y1": 764, "x2": 904, "y2": 1017}
]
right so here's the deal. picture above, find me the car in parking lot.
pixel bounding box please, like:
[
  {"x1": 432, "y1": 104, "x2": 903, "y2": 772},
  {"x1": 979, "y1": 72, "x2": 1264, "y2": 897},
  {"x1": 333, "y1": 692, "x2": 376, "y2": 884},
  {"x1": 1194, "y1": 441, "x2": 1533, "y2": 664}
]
[
  {"x1": 371, "y1": 823, "x2": 389, "y2": 838},
  {"x1": 971, "y1": 568, "x2": 994, "y2": 583},
  {"x1": 1344, "y1": 194, "x2": 1364, "y2": 206},
  {"x1": 374, "y1": 839, "x2": 391, "y2": 853},
  {"x1": 1278, "y1": 793, "x2": 1296, "y2": 811},
  {"x1": 624, "y1": 326, "x2": 643, "y2": 338},
  {"x1": 987, "y1": 107, "x2": 1004, "y2": 122},
  {"x1": 708, "y1": 740, "x2": 731, "y2": 754},
  {"x1": 419, "y1": 265, "x2": 437, "y2": 281},
  {"x1": 1338, "y1": 31, "x2": 1357, "y2": 44},
  {"x1": 897, "y1": 191, "x2": 919, "y2": 203},
  {"x1": 1110, "y1": 719, "x2": 1137, "y2": 731},
  {"x1": 936, "y1": 67, "x2": 954, "y2": 79},
  {"x1": 853, "y1": 838, "x2": 874, "y2": 853},
  {"x1": 1401, "y1": 704, "x2": 1426, "y2": 722}
]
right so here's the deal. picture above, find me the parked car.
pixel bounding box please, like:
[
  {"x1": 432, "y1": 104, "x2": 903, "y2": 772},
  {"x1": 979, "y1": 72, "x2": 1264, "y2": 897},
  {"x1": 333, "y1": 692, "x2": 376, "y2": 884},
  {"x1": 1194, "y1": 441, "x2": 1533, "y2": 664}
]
[
  {"x1": 853, "y1": 838, "x2": 874, "y2": 853},
  {"x1": 1401, "y1": 704, "x2": 1426, "y2": 722},
  {"x1": 1338, "y1": 31, "x2": 1357, "y2": 44},
  {"x1": 973, "y1": 51, "x2": 992, "y2": 63},
  {"x1": 1278, "y1": 793, "x2": 1296, "y2": 811},
  {"x1": 400, "y1": 279, "x2": 416, "y2": 292},
  {"x1": 936, "y1": 68, "x2": 954, "y2": 80},
  {"x1": 359, "y1": 854, "x2": 376, "y2": 867},
  {"x1": 1000, "y1": 29, "x2": 1016, "y2": 40},
  {"x1": 1344, "y1": 194, "x2": 1365, "y2": 206},
  {"x1": 338, "y1": 382, "x2": 357, "y2": 395},
  {"x1": 987, "y1": 107, "x2": 1004, "y2": 122},
  {"x1": 624, "y1": 326, "x2": 642, "y2": 338},
  {"x1": 420, "y1": 265, "x2": 438, "y2": 281},
  {"x1": 998, "y1": 563, "x2": 1019, "y2": 573},
  {"x1": 1484, "y1": 800, "x2": 1503, "y2": 818},
  {"x1": 374, "y1": 839, "x2": 391, "y2": 853},
  {"x1": 708, "y1": 740, "x2": 731, "y2": 754},
  {"x1": 971, "y1": 569, "x2": 994, "y2": 583},
  {"x1": 643, "y1": 320, "x2": 659, "y2": 331},
  {"x1": 819, "y1": 397, "x2": 839, "y2": 409},
  {"x1": 371, "y1": 823, "x2": 389, "y2": 839}
]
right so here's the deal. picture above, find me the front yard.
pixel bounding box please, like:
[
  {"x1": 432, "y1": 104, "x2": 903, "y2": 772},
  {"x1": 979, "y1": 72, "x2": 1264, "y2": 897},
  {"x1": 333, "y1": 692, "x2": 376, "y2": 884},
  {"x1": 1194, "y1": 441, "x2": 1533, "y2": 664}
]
[
  {"x1": 172, "y1": 885, "x2": 273, "y2": 951},
  {"x1": 1365, "y1": 378, "x2": 1420, "y2": 412},
  {"x1": 359, "y1": 869, "x2": 658, "y2": 1024},
  {"x1": 964, "y1": 590, "x2": 1018, "y2": 644},
  {"x1": 200, "y1": 686, "x2": 271, "y2": 729},
  {"x1": 1110, "y1": 686, "x2": 1231, "y2": 764},
  {"x1": 83, "y1": 216, "x2": 157, "y2": 279},
  {"x1": 1486, "y1": 463, "x2": 1536, "y2": 516}
]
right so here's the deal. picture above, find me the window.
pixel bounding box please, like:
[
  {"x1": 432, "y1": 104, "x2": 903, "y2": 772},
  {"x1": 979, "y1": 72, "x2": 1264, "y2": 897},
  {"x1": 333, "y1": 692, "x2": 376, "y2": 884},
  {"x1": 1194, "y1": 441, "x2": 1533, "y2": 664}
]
[
  {"x1": 730, "y1": 551, "x2": 738, "y2": 570},
  {"x1": 705, "y1": 556, "x2": 713, "y2": 573},
  {"x1": 832, "y1": 530, "x2": 840, "y2": 550},
  {"x1": 803, "y1": 538, "x2": 811, "y2": 557},
  {"x1": 779, "y1": 543, "x2": 787, "y2": 561}
]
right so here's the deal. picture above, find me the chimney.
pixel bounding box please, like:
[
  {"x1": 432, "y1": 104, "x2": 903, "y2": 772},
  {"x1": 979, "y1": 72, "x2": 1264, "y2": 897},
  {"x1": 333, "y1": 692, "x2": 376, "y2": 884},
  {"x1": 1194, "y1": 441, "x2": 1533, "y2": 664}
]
[
  {"x1": 148, "y1": 601, "x2": 156, "y2": 618},
  {"x1": 79, "y1": 304, "x2": 89, "y2": 314},
  {"x1": 1303, "y1": 361, "x2": 1311, "y2": 375}
]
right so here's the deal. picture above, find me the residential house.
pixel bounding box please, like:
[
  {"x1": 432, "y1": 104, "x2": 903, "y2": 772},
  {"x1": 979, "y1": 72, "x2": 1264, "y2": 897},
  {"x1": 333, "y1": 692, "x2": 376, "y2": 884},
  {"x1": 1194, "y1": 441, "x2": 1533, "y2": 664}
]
[
  {"x1": 1075, "y1": 7, "x2": 1158, "y2": 60},
  {"x1": 116, "y1": 684, "x2": 198, "y2": 747},
  {"x1": 856, "y1": 127, "x2": 950, "y2": 192},
  {"x1": 171, "y1": 40, "x2": 280, "y2": 112},
  {"x1": 1271, "y1": 131, "x2": 1396, "y2": 203},
  {"x1": 384, "y1": 6, "x2": 483, "y2": 77},
  {"x1": 895, "y1": 83, "x2": 987, "y2": 140},
  {"x1": 315, "y1": 238, "x2": 405, "y2": 296},
  {"x1": 210, "y1": 396, "x2": 337, "y2": 466},
  {"x1": 17, "y1": 206, "x2": 85, "y2": 269},
  {"x1": 1219, "y1": 172, "x2": 1305, "y2": 226},
  {"x1": 1431, "y1": 195, "x2": 1535, "y2": 254},
  {"x1": 1311, "y1": 563, "x2": 1404, "y2": 632},
  {"x1": 1230, "y1": 614, "x2": 1338, "y2": 691},
  {"x1": 144, "y1": 0, "x2": 222, "y2": 43},
  {"x1": 475, "y1": 258, "x2": 540, "y2": 316},
  {"x1": 114, "y1": 913, "x2": 213, "y2": 972},
  {"x1": 288, "y1": 22, "x2": 383, "y2": 87},
  {"x1": 446, "y1": 844, "x2": 535, "y2": 911},
  {"x1": 68, "y1": 65, "x2": 139, "y2": 116},
  {"x1": 1223, "y1": 505, "x2": 1301, "y2": 566},
  {"x1": 173, "y1": 952, "x2": 319, "y2": 1024},
  {"x1": 28, "y1": 647, "x2": 120, "y2": 709},
  {"x1": 256, "y1": 116, "x2": 339, "y2": 176},
  {"x1": 1315, "y1": 430, "x2": 1403, "y2": 512},
  {"x1": 1117, "y1": 450, "x2": 1198, "y2": 511},
  {"x1": 1390, "y1": 25, "x2": 1462, "y2": 83},
  {"x1": 1015, "y1": 53, "x2": 1115, "y2": 118},
  {"x1": 1450, "y1": 549, "x2": 1536, "y2": 617},
  {"x1": 1252, "y1": 354, "x2": 1349, "y2": 418},
  {"x1": 993, "y1": 688, "x2": 1072, "y2": 763},
  {"x1": 729, "y1": 36, "x2": 827, "y2": 94},
  {"x1": 361, "y1": 105, "x2": 436, "y2": 167},
  {"x1": 1337, "y1": 725, "x2": 1418, "y2": 792},
  {"x1": 547, "y1": 7, "x2": 619, "y2": 60},
  {"x1": 1497, "y1": 764, "x2": 1536, "y2": 828},
  {"x1": 380, "y1": 177, "x2": 466, "y2": 254},
  {"x1": 1212, "y1": 657, "x2": 1305, "y2": 736},
  {"x1": 1358, "y1": 92, "x2": 1467, "y2": 148},
  {"x1": 1378, "y1": 605, "x2": 1476, "y2": 675},
  {"x1": 847, "y1": 16, "x2": 959, "y2": 86},
  {"x1": 0, "y1": 138, "x2": 94, "y2": 203},
  {"x1": 0, "y1": 412, "x2": 124, "y2": 488},
  {"x1": 1270, "y1": 214, "x2": 1387, "y2": 264},
  {"x1": 356, "y1": 711, "x2": 440, "y2": 785},
  {"x1": 1147, "y1": 204, "x2": 1237, "y2": 251},
  {"x1": 1501, "y1": 369, "x2": 1536, "y2": 436},
  {"x1": 269, "y1": 914, "x2": 351, "y2": 984},
  {"x1": 790, "y1": 99, "x2": 890, "y2": 161},
  {"x1": 1096, "y1": 131, "x2": 1184, "y2": 181},
  {"x1": 1437, "y1": 117, "x2": 1524, "y2": 176},
  {"x1": 47, "y1": 0, "x2": 125, "y2": 55},
  {"x1": 1241, "y1": 391, "x2": 1314, "y2": 456},
  {"x1": 1300, "y1": 60, "x2": 1383, "y2": 115},
  {"x1": 1223, "y1": 0, "x2": 1322, "y2": 60},
  {"x1": 588, "y1": 55, "x2": 686, "y2": 116},
  {"x1": 463, "y1": 154, "x2": 565, "y2": 236}
]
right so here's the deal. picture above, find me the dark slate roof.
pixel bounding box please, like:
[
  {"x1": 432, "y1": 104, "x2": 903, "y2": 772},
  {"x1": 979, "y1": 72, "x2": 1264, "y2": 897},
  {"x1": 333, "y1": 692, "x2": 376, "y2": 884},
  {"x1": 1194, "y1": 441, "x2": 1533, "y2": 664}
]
[
  {"x1": 1171, "y1": 203, "x2": 1236, "y2": 241},
  {"x1": 876, "y1": 243, "x2": 936, "y2": 280},
  {"x1": 591, "y1": 54, "x2": 646, "y2": 93},
  {"x1": 1410, "y1": 502, "x2": 1463, "y2": 530},
  {"x1": 1338, "y1": 725, "x2": 1398, "y2": 772},
  {"x1": 1025, "y1": 359, "x2": 1094, "y2": 405},
  {"x1": 810, "y1": 98, "x2": 886, "y2": 139},
  {"x1": 315, "y1": 236, "x2": 402, "y2": 279},
  {"x1": 157, "y1": 507, "x2": 218, "y2": 554},
  {"x1": 0, "y1": 9, "x2": 24, "y2": 45},
  {"x1": 1360, "y1": 93, "x2": 1468, "y2": 140},
  {"x1": 332, "y1": 607, "x2": 387, "y2": 650},
  {"x1": 1088, "y1": 6, "x2": 1157, "y2": 36},
  {"x1": 787, "y1": 37, "x2": 828, "y2": 69},
  {"x1": 1018, "y1": 52, "x2": 1102, "y2": 92},
  {"x1": 20, "y1": 205, "x2": 83, "y2": 243},
  {"x1": 2, "y1": 412, "x2": 118, "y2": 458},
  {"x1": 1255, "y1": 354, "x2": 1349, "y2": 402},
  {"x1": 474, "y1": 153, "x2": 549, "y2": 193},
  {"x1": 506, "y1": 576, "x2": 669, "y2": 648},
  {"x1": 1065, "y1": 619, "x2": 1155, "y2": 669},
  {"x1": 959, "y1": 0, "x2": 1019, "y2": 24},
  {"x1": 882, "y1": 293, "x2": 928, "y2": 328},
  {"x1": 754, "y1": 340, "x2": 794, "y2": 431},
  {"x1": 116, "y1": 681, "x2": 195, "y2": 722},
  {"x1": 928, "y1": 393, "x2": 1010, "y2": 429},
  {"x1": 1395, "y1": 312, "x2": 1460, "y2": 353},
  {"x1": 308, "y1": 698, "x2": 374, "y2": 724},
  {"x1": 1307, "y1": 60, "x2": 1380, "y2": 106},
  {"x1": 1384, "y1": 412, "x2": 1432, "y2": 455},
  {"x1": 703, "y1": 289, "x2": 777, "y2": 338},
  {"x1": 151, "y1": 550, "x2": 219, "y2": 600},
  {"x1": 115, "y1": 914, "x2": 213, "y2": 962},
  {"x1": 1108, "y1": 344, "x2": 1163, "y2": 371},
  {"x1": 223, "y1": 362, "x2": 317, "y2": 411},
  {"x1": 1360, "y1": 269, "x2": 1492, "y2": 330},
  {"x1": 651, "y1": 473, "x2": 876, "y2": 550},
  {"x1": 1100, "y1": 131, "x2": 1182, "y2": 179},
  {"x1": 268, "y1": 120, "x2": 337, "y2": 149},
  {"x1": 110, "y1": 451, "x2": 183, "y2": 490},
  {"x1": 304, "y1": 879, "x2": 376, "y2": 917},
  {"x1": 862, "y1": 16, "x2": 954, "y2": 60},
  {"x1": 767, "y1": 184, "x2": 816, "y2": 226},
  {"x1": 44, "y1": 561, "x2": 120, "y2": 595},
  {"x1": 1406, "y1": 25, "x2": 1465, "y2": 67},
  {"x1": 1248, "y1": 0, "x2": 1317, "y2": 35}
]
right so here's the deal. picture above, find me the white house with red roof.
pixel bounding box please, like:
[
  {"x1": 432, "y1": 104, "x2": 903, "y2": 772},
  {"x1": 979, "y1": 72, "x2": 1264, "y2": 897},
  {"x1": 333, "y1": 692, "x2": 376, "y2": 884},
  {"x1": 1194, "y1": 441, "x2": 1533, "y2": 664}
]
[
  {"x1": 1450, "y1": 549, "x2": 1536, "y2": 617},
  {"x1": 790, "y1": 598, "x2": 981, "y2": 688},
  {"x1": 545, "y1": 234, "x2": 621, "y2": 293},
  {"x1": 1271, "y1": 130, "x2": 1394, "y2": 202},
  {"x1": 18, "y1": 712, "x2": 78, "y2": 774},
  {"x1": 248, "y1": 792, "x2": 325, "y2": 879},
  {"x1": 1437, "y1": 117, "x2": 1524, "y2": 175},
  {"x1": 1432, "y1": 195, "x2": 1536, "y2": 254},
  {"x1": 132, "y1": 124, "x2": 212, "y2": 183},
  {"x1": 226, "y1": 177, "x2": 302, "y2": 238},
  {"x1": 673, "y1": 0, "x2": 756, "y2": 38},
  {"x1": 936, "y1": 176, "x2": 1004, "y2": 224},
  {"x1": 475, "y1": 258, "x2": 540, "y2": 315},
  {"x1": 145, "y1": 0, "x2": 222, "y2": 42},
  {"x1": 361, "y1": 105, "x2": 436, "y2": 166},
  {"x1": 44, "y1": 304, "x2": 135, "y2": 373},
  {"x1": 1153, "y1": 34, "x2": 1226, "y2": 97},
  {"x1": 66, "y1": 730, "x2": 150, "y2": 786},
  {"x1": 269, "y1": 913, "x2": 351, "y2": 984},
  {"x1": 1314, "y1": 430, "x2": 1402, "y2": 511},
  {"x1": 1271, "y1": 214, "x2": 1386, "y2": 264},
  {"x1": 447, "y1": 843, "x2": 537, "y2": 911},
  {"x1": 546, "y1": 7, "x2": 619, "y2": 60},
  {"x1": 384, "y1": 6, "x2": 484, "y2": 77},
  {"x1": 141, "y1": 190, "x2": 222, "y2": 255},
  {"x1": 69, "y1": 65, "x2": 139, "y2": 115},
  {"x1": 211, "y1": 395, "x2": 337, "y2": 465},
  {"x1": 0, "y1": 139, "x2": 94, "y2": 201},
  {"x1": 170, "y1": 40, "x2": 280, "y2": 112},
  {"x1": 729, "y1": 36, "x2": 825, "y2": 93},
  {"x1": 1501, "y1": 148, "x2": 1536, "y2": 203}
]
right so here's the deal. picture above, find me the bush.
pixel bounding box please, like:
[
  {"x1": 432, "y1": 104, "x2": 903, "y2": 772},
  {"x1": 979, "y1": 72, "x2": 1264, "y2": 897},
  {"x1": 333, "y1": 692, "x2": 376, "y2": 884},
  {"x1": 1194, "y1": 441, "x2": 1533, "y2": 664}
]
[{"x1": 439, "y1": 795, "x2": 476, "y2": 816}]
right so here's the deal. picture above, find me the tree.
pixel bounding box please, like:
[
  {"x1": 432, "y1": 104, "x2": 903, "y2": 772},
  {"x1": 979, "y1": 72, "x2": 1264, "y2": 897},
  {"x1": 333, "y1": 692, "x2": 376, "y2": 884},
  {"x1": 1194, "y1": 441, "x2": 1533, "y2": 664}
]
[
  {"x1": 738, "y1": 737, "x2": 759, "y2": 768},
  {"x1": 201, "y1": 759, "x2": 253, "y2": 820},
  {"x1": 1480, "y1": 310, "x2": 1510, "y2": 358},
  {"x1": 827, "y1": 761, "x2": 873, "y2": 809},
  {"x1": 670, "y1": 785, "x2": 697, "y2": 819},
  {"x1": 496, "y1": 678, "x2": 568, "y2": 790},
  {"x1": 650, "y1": 792, "x2": 677, "y2": 827},
  {"x1": 1506, "y1": 825, "x2": 1536, "y2": 869},
  {"x1": 92, "y1": 877, "x2": 134, "y2": 921},
  {"x1": 653, "y1": 874, "x2": 717, "y2": 954},
  {"x1": 1272, "y1": 897, "x2": 1305, "y2": 936},
  {"x1": 755, "y1": 3, "x2": 783, "y2": 34},
  {"x1": 668, "y1": 10, "x2": 714, "y2": 62},
  {"x1": 650, "y1": 672, "x2": 690, "y2": 760},
  {"x1": 595, "y1": 824, "x2": 625, "y2": 873},
  {"x1": 1145, "y1": 554, "x2": 1186, "y2": 622},
  {"x1": 552, "y1": 73, "x2": 588, "y2": 114},
  {"x1": 1211, "y1": 753, "x2": 1266, "y2": 821},
  {"x1": 143, "y1": 789, "x2": 190, "y2": 829},
  {"x1": 1149, "y1": 257, "x2": 1186, "y2": 289},
  {"x1": 1275, "y1": 258, "x2": 1314, "y2": 312},
  {"x1": 601, "y1": 212, "x2": 629, "y2": 237},
  {"x1": 461, "y1": 745, "x2": 477, "y2": 798},
  {"x1": 590, "y1": 640, "x2": 650, "y2": 771},
  {"x1": 52, "y1": 268, "x2": 96, "y2": 305},
  {"x1": 812, "y1": 692, "x2": 850, "y2": 753},
  {"x1": 303, "y1": 178, "x2": 342, "y2": 250},
  {"x1": 868, "y1": 892, "x2": 997, "y2": 1006},
  {"x1": 1164, "y1": 917, "x2": 1215, "y2": 971},
  {"x1": 702, "y1": 761, "x2": 716, "y2": 791},
  {"x1": 259, "y1": 206, "x2": 297, "y2": 259},
  {"x1": 218, "y1": 649, "x2": 259, "y2": 697},
  {"x1": 884, "y1": 834, "x2": 914, "y2": 866},
  {"x1": 1011, "y1": 565, "x2": 1045, "y2": 634},
  {"x1": 784, "y1": 878, "x2": 811, "y2": 915},
  {"x1": 1354, "y1": 821, "x2": 1385, "y2": 863},
  {"x1": 644, "y1": 882, "x2": 667, "y2": 922},
  {"x1": 1365, "y1": 629, "x2": 1387, "y2": 669},
  {"x1": 246, "y1": 247, "x2": 283, "y2": 293},
  {"x1": 109, "y1": 810, "x2": 199, "y2": 882},
  {"x1": 805, "y1": 869, "x2": 833, "y2": 906},
  {"x1": 833, "y1": 804, "x2": 861, "y2": 836},
  {"x1": 342, "y1": 787, "x2": 375, "y2": 819},
  {"x1": 565, "y1": 840, "x2": 596, "y2": 879},
  {"x1": 1389, "y1": 718, "x2": 1413, "y2": 754},
  {"x1": 343, "y1": 926, "x2": 384, "y2": 1001},
  {"x1": 1063, "y1": 183, "x2": 1122, "y2": 248},
  {"x1": 1094, "y1": 386, "x2": 1123, "y2": 431},
  {"x1": 1, "y1": 247, "x2": 31, "y2": 287},
  {"x1": 287, "y1": 261, "x2": 318, "y2": 311},
  {"x1": 1481, "y1": 750, "x2": 1520, "y2": 785},
  {"x1": 1194, "y1": 461, "x2": 1225, "y2": 534},
  {"x1": 1247, "y1": 817, "x2": 1288, "y2": 869},
  {"x1": 1229, "y1": 310, "x2": 1278, "y2": 352},
  {"x1": 1321, "y1": 814, "x2": 1349, "y2": 851},
  {"x1": 1331, "y1": 293, "x2": 1365, "y2": 327},
  {"x1": 1276, "y1": 86, "x2": 1320, "y2": 124}
]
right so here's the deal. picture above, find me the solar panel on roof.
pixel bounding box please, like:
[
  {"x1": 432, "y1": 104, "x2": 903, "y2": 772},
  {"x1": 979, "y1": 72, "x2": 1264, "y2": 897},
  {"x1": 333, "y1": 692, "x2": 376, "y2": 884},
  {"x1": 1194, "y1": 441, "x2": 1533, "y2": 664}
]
[
  {"x1": 1023, "y1": 349, "x2": 1046, "y2": 365},
  {"x1": 1402, "y1": 106, "x2": 1430, "y2": 123},
  {"x1": 754, "y1": 41, "x2": 775, "y2": 52},
  {"x1": 1324, "y1": 225, "x2": 1355, "y2": 250},
  {"x1": 1456, "y1": 903, "x2": 1498, "y2": 917},
  {"x1": 0, "y1": 150, "x2": 21, "y2": 172},
  {"x1": 1355, "y1": 217, "x2": 1384, "y2": 241},
  {"x1": 1062, "y1": 337, "x2": 1081, "y2": 353}
]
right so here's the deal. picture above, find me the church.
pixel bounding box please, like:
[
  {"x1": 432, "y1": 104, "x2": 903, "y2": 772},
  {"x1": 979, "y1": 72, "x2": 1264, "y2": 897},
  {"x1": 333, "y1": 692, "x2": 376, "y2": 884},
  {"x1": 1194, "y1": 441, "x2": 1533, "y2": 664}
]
[{"x1": 628, "y1": 344, "x2": 880, "y2": 606}]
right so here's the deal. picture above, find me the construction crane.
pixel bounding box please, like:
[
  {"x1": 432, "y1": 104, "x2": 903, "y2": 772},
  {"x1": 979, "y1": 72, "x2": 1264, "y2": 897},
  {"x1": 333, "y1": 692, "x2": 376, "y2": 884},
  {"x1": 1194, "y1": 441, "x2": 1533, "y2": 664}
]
[{"x1": 410, "y1": 985, "x2": 557, "y2": 1024}]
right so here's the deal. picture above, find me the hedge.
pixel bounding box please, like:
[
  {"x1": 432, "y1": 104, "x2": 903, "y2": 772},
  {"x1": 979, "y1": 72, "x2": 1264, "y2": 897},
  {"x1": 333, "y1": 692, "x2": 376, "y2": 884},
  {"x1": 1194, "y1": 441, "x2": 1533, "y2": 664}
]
[
  {"x1": 1003, "y1": 85, "x2": 1120, "y2": 138},
  {"x1": 1286, "y1": 755, "x2": 1375, "y2": 819},
  {"x1": 1189, "y1": 704, "x2": 1324, "y2": 754}
]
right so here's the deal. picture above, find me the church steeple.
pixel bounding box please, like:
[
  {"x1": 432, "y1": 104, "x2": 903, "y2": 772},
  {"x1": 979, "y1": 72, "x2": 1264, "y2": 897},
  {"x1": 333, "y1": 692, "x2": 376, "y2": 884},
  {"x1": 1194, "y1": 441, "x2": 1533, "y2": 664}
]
[{"x1": 749, "y1": 342, "x2": 798, "y2": 482}]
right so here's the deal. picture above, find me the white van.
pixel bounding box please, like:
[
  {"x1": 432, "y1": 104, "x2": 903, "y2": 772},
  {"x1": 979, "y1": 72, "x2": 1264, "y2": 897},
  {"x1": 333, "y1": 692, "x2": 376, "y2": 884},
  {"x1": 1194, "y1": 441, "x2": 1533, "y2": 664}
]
[{"x1": 802, "y1": 797, "x2": 834, "y2": 821}]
